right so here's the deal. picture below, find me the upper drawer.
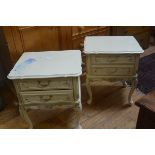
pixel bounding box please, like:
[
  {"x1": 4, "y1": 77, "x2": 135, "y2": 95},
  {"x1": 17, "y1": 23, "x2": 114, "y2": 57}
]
[
  {"x1": 20, "y1": 90, "x2": 74, "y2": 105},
  {"x1": 90, "y1": 54, "x2": 136, "y2": 65},
  {"x1": 17, "y1": 78, "x2": 73, "y2": 91}
]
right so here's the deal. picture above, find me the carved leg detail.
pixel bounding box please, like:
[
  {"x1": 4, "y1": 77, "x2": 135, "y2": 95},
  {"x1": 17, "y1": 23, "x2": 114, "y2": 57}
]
[
  {"x1": 19, "y1": 106, "x2": 33, "y2": 129},
  {"x1": 74, "y1": 105, "x2": 82, "y2": 129},
  {"x1": 128, "y1": 78, "x2": 137, "y2": 105},
  {"x1": 68, "y1": 105, "x2": 81, "y2": 129},
  {"x1": 86, "y1": 79, "x2": 92, "y2": 104}
]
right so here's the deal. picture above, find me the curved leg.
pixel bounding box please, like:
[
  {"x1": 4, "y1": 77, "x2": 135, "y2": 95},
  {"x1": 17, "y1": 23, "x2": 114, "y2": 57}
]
[
  {"x1": 74, "y1": 104, "x2": 82, "y2": 129},
  {"x1": 19, "y1": 106, "x2": 25, "y2": 119},
  {"x1": 86, "y1": 79, "x2": 92, "y2": 104},
  {"x1": 128, "y1": 78, "x2": 137, "y2": 105},
  {"x1": 68, "y1": 104, "x2": 82, "y2": 129},
  {"x1": 19, "y1": 106, "x2": 33, "y2": 129}
]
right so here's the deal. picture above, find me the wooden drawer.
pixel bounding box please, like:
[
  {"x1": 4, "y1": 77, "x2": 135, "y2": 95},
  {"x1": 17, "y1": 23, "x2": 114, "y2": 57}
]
[
  {"x1": 18, "y1": 78, "x2": 73, "y2": 91},
  {"x1": 90, "y1": 54, "x2": 136, "y2": 65},
  {"x1": 90, "y1": 65, "x2": 135, "y2": 76},
  {"x1": 20, "y1": 90, "x2": 74, "y2": 105}
]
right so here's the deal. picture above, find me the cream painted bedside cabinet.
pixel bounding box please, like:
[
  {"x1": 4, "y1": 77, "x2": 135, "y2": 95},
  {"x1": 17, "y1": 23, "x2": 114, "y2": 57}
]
[
  {"x1": 8, "y1": 50, "x2": 82, "y2": 129},
  {"x1": 84, "y1": 36, "x2": 144, "y2": 105}
]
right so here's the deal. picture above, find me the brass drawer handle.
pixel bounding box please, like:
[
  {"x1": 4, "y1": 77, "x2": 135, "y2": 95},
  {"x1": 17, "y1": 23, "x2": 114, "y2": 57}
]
[
  {"x1": 38, "y1": 80, "x2": 49, "y2": 87},
  {"x1": 108, "y1": 68, "x2": 117, "y2": 73},
  {"x1": 107, "y1": 56, "x2": 118, "y2": 62},
  {"x1": 94, "y1": 68, "x2": 117, "y2": 74},
  {"x1": 41, "y1": 95, "x2": 52, "y2": 102}
]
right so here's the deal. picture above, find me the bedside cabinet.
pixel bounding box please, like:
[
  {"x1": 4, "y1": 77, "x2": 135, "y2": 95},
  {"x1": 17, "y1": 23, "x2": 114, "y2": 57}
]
[
  {"x1": 84, "y1": 36, "x2": 144, "y2": 105},
  {"x1": 8, "y1": 50, "x2": 82, "y2": 129}
]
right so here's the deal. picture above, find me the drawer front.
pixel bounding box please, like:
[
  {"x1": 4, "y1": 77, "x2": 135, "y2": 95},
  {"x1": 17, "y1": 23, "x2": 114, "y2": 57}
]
[
  {"x1": 18, "y1": 78, "x2": 73, "y2": 91},
  {"x1": 90, "y1": 54, "x2": 136, "y2": 65},
  {"x1": 20, "y1": 90, "x2": 74, "y2": 105},
  {"x1": 90, "y1": 65, "x2": 135, "y2": 76}
]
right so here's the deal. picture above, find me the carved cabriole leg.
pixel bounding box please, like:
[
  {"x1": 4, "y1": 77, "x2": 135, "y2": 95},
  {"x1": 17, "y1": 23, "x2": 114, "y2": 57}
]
[
  {"x1": 128, "y1": 77, "x2": 138, "y2": 105},
  {"x1": 86, "y1": 79, "x2": 92, "y2": 104},
  {"x1": 74, "y1": 104, "x2": 82, "y2": 129},
  {"x1": 19, "y1": 106, "x2": 33, "y2": 129},
  {"x1": 68, "y1": 104, "x2": 82, "y2": 129}
]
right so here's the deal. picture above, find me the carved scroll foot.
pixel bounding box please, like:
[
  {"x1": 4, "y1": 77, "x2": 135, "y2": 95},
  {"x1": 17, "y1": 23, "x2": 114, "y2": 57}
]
[{"x1": 128, "y1": 78, "x2": 137, "y2": 105}]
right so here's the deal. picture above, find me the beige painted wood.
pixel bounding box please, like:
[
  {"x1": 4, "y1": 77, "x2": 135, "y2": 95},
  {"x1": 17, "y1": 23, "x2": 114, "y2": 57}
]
[
  {"x1": 4, "y1": 42, "x2": 155, "y2": 129},
  {"x1": 84, "y1": 36, "x2": 143, "y2": 53},
  {"x1": 84, "y1": 36, "x2": 142, "y2": 105},
  {"x1": 7, "y1": 50, "x2": 82, "y2": 79},
  {"x1": 17, "y1": 78, "x2": 73, "y2": 91},
  {"x1": 90, "y1": 64, "x2": 135, "y2": 76},
  {"x1": 13, "y1": 76, "x2": 82, "y2": 128},
  {"x1": 8, "y1": 50, "x2": 82, "y2": 129},
  {"x1": 20, "y1": 90, "x2": 74, "y2": 105},
  {"x1": 90, "y1": 54, "x2": 136, "y2": 64},
  {"x1": 85, "y1": 54, "x2": 139, "y2": 105},
  {"x1": 0, "y1": 79, "x2": 145, "y2": 129}
]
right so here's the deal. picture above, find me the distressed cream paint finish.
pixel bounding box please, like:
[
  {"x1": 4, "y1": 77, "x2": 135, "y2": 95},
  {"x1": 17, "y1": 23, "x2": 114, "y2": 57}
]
[
  {"x1": 8, "y1": 50, "x2": 82, "y2": 129},
  {"x1": 8, "y1": 50, "x2": 82, "y2": 79},
  {"x1": 84, "y1": 36, "x2": 143, "y2": 53},
  {"x1": 84, "y1": 36, "x2": 144, "y2": 105}
]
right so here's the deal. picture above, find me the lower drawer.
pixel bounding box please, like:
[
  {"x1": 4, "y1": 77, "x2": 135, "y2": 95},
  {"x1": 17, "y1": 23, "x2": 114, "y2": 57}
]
[
  {"x1": 90, "y1": 65, "x2": 135, "y2": 76},
  {"x1": 17, "y1": 77, "x2": 73, "y2": 91},
  {"x1": 20, "y1": 90, "x2": 74, "y2": 105}
]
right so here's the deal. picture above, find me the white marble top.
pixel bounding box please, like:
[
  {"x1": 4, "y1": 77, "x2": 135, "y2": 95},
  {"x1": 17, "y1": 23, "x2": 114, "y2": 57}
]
[
  {"x1": 8, "y1": 50, "x2": 82, "y2": 79},
  {"x1": 84, "y1": 36, "x2": 144, "y2": 54}
]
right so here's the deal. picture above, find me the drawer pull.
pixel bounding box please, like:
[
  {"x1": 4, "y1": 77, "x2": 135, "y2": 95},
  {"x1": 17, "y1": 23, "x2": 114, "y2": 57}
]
[
  {"x1": 105, "y1": 68, "x2": 118, "y2": 73},
  {"x1": 38, "y1": 81, "x2": 49, "y2": 87},
  {"x1": 107, "y1": 68, "x2": 117, "y2": 73},
  {"x1": 41, "y1": 95, "x2": 52, "y2": 101},
  {"x1": 94, "y1": 68, "x2": 117, "y2": 74},
  {"x1": 107, "y1": 56, "x2": 118, "y2": 62}
]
